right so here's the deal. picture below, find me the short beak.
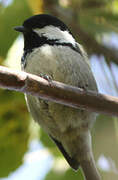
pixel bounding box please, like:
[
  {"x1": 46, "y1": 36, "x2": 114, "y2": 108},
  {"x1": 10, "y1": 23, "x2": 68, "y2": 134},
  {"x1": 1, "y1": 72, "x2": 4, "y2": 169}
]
[{"x1": 14, "y1": 26, "x2": 26, "y2": 33}]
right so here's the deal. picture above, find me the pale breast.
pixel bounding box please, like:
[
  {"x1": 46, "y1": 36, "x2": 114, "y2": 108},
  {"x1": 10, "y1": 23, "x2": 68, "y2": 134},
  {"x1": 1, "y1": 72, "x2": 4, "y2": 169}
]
[{"x1": 24, "y1": 44, "x2": 98, "y2": 140}]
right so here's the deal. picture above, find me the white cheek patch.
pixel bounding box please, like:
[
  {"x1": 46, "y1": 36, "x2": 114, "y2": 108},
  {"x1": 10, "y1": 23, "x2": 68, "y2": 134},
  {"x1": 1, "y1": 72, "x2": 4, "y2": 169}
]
[{"x1": 33, "y1": 26, "x2": 76, "y2": 45}]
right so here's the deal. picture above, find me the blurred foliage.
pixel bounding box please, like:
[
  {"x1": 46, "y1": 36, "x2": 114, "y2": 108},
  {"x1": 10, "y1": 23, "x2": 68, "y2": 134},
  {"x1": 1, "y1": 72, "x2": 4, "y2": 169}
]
[
  {"x1": 45, "y1": 168, "x2": 84, "y2": 180},
  {"x1": 26, "y1": 0, "x2": 43, "y2": 14},
  {"x1": 0, "y1": 0, "x2": 32, "y2": 177},
  {"x1": 92, "y1": 115, "x2": 118, "y2": 180},
  {"x1": 0, "y1": 0, "x2": 32, "y2": 58},
  {"x1": 40, "y1": 129, "x2": 61, "y2": 157},
  {"x1": 0, "y1": 90, "x2": 29, "y2": 177},
  {"x1": 0, "y1": 0, "x2": 118, "y2": 179}
]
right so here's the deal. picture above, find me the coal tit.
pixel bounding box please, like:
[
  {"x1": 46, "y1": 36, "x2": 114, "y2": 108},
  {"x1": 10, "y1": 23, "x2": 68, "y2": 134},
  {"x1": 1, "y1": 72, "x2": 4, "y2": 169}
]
[{"x1": 15, "y1": 14, "x2": 99, "y2": 176}]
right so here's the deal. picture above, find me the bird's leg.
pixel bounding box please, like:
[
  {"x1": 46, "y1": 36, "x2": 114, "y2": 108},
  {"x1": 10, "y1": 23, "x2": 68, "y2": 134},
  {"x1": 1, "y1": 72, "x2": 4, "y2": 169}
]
[{"x1": 39, "y1": 73, "x2": 52, "y2": 82}]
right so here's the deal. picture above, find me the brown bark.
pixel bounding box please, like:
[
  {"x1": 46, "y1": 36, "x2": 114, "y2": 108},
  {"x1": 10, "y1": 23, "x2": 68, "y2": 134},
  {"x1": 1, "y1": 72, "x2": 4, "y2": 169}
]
[{"x1": 0, "y1": 66, "x2": 118, "y2": 117}]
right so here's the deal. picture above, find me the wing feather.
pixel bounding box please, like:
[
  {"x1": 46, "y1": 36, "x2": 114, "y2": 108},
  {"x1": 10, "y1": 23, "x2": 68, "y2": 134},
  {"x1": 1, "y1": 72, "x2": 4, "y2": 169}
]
[{"x1": 50, "y1": 135, "x2": 79, "y2": 170}]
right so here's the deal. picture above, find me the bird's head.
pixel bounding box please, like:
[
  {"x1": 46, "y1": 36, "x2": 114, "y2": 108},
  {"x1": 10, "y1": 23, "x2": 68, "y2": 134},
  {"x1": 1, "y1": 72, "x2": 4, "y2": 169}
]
[{"x1": 14, "y1": 14, "x2": 76, "y2": 51}]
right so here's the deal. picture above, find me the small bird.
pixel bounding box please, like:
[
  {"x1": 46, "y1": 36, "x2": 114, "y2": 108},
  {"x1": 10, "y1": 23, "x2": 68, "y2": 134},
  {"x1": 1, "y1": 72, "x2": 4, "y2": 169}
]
[{"x1": 15, "y1": 14, "x2": 100, "y2": 179}]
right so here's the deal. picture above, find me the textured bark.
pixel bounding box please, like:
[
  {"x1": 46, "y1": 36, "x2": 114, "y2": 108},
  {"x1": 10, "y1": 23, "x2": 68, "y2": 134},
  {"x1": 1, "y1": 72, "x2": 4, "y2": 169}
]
[{"x1": 0, "y1": 66, "x2": 118, "y2": 117}]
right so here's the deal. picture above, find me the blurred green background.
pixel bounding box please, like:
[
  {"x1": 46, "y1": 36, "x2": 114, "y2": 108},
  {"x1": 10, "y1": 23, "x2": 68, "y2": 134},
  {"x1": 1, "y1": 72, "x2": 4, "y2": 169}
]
[{"x1": 0, "y1": 0, "x2": 118, "y2": 180}]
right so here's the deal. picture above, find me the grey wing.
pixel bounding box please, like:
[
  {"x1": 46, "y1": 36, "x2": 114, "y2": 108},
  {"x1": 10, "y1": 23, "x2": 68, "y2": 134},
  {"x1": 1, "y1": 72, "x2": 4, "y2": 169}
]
[
  {"x1": 75, "y1": 42, "x2": 98, "y2": 92},
  {"x1": 52, "y1": 44, "x2": 98, "y2": 92},
  {"x1": 26, "y1": 94, "x2": 79, "y2": 170}
]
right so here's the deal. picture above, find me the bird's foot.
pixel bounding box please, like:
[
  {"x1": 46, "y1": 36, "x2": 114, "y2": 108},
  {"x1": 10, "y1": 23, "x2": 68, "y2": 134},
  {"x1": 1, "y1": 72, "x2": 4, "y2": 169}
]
[{"x1": 39, "y1": 73, "x2": 52, "y2": 82}]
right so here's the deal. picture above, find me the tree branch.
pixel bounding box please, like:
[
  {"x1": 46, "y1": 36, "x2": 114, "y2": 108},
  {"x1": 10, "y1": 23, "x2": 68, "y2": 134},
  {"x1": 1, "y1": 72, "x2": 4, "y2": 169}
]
[{"x1": 0, "y1": 66, "x2": 118, "y2": 117}]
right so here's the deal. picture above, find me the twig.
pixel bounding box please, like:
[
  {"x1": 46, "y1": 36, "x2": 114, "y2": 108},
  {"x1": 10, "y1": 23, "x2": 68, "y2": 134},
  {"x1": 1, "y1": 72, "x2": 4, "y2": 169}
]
[{"x1": 0, "y1": 66, "x2": 118, "y2": 117}]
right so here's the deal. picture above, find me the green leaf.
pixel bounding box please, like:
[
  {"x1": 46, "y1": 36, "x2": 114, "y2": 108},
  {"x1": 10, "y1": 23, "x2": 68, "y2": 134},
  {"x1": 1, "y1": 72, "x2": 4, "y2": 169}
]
[
  {"x1": 0, "y1": 0, "x2": 32, "y2": 58},
  {"x1": 0, "y1": 90, "x2": 29, "y2": 177},
  {"x1": 40, "y1": 128, "x2": 63, "y2": 157}
]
